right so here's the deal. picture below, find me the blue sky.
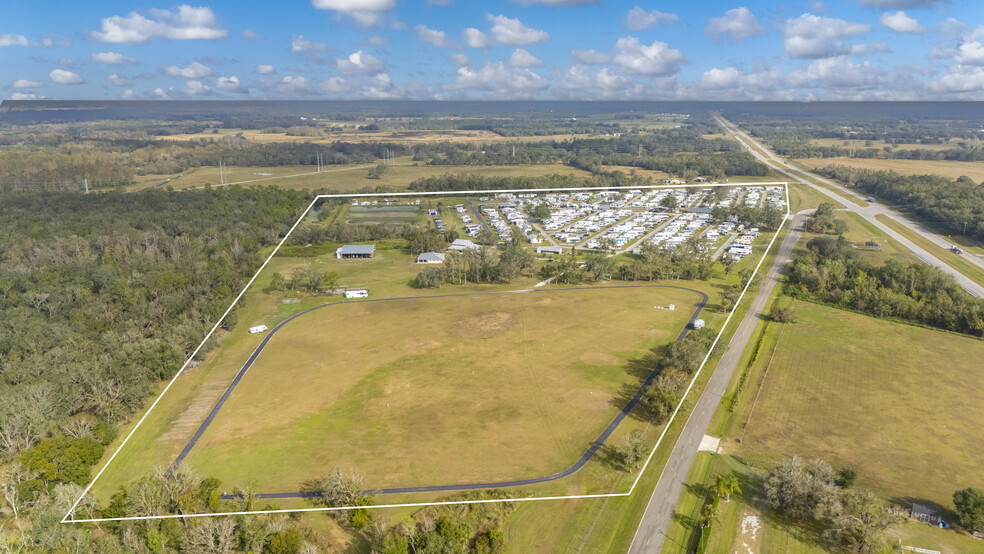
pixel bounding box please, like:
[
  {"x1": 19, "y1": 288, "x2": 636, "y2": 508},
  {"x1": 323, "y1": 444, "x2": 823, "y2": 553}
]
[{"x1": 2, "y1": 0, "x2": 982, "y2": 101}]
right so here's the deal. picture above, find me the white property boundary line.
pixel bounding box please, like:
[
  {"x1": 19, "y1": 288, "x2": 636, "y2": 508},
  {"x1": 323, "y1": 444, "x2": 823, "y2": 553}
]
[{"x1": 63, "y1": 181, "x2": 790, "y2": 523}]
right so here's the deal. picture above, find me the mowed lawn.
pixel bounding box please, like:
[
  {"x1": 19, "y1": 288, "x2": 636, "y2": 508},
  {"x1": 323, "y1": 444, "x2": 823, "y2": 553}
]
[
  {"x1": 738, "y1": 300, "x2": 984, "y2": 506},
  {"x1": 182, "y1": 286, "x2": 703, "y2": 493},
  {"x1": 798, "y1": 157, "x2": 984, "y2": 182}
]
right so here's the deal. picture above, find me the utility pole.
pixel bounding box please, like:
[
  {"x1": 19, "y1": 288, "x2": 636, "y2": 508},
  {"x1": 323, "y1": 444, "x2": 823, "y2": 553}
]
[{"x1": 83, "y1": 178, "x2": 88, "y2": 194}]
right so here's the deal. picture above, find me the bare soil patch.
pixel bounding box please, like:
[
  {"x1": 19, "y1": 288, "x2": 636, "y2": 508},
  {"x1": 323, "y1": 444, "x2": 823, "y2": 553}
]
[
  {"x1": 450, "y1": 311, "x2": 515, "y2": 339},
  {"x1": 159, "y1": 381, "x2": 226, "y2": 441}
]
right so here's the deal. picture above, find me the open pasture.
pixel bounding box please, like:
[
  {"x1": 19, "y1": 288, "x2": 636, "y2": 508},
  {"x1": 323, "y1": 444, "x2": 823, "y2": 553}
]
[
  {"x1": 179, "y1": 286, "x2": 703, "y2": 494},
  {"x1": 798, "y1": 156, "x2": 984, "y2": 182},
  {"x1": 133, "y1": 162, "x2": 593, "y2": 192},
  {"x1": 737, "y1": 300, "x2": 984, "y2": 506}
]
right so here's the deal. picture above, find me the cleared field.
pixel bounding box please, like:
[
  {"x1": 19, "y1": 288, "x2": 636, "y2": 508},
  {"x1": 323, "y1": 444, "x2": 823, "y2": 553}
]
[
  {"x1": 134, "y1": 163, "x2": 593, "y2": 192},
  {"x1": 736, "y1": 300, "x2": 984, "y2": 506},
  {"x1": 181, "y1": 286, "x2": 703, "y2": 493},
  {"x1": 601, "y1": 165, "x2": 669, "y2": 180},
  {"x1": 158, "y1": 128, "x2": 601, "y2": 144},
  {"x1": 810, "y1": 138, "x2": 962, "y2": 151},
  {"x1": 798, "y1": 157, "x2": 984, "y2": 182}
]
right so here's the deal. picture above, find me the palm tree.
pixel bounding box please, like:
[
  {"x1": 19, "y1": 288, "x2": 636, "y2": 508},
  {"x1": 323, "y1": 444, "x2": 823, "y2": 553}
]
[
  {"x1": 714, "y1": 473, "x2": 742, "y2": 502},
  {"x1": 699, "y1": 496, "x2": 720, "y2": 529}
]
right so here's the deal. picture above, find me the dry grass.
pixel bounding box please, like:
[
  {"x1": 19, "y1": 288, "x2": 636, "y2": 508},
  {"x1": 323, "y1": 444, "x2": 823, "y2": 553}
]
[
  {"x1": 181, "y1": 286, "x2": 702, "y2": 493},
  {"x1": 798, "y1": 157, "x2": 984, "y2": 181},
  {"x1": 158, "y1": 128, "x2": 602, "y2": 145},
  {"x1": 810, "y1": 138, "x2": 961, "y2": 151},
  {"x1": 133, "y1": 163, "x2": 593, "y2": 193}
]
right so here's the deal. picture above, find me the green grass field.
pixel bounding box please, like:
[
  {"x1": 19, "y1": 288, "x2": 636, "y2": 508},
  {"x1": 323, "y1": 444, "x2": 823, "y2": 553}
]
[
  {"x1": 182, "y1": 285, "x2": 703, "y2": 493},
  {"x1": 664, "y1": 297, "x2": 984, "y2": 553},
  {"x1": 89, "y1": 238, "x2": 721, "y2": 503},
  {"x1": 734, "y1": 300, "x2": 984, "y2": 506}
]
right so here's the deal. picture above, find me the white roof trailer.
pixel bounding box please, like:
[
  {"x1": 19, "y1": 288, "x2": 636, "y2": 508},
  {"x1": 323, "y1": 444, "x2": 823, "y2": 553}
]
[{"x1": 249, "y1": 325, "x2": 268, "y2": 334}]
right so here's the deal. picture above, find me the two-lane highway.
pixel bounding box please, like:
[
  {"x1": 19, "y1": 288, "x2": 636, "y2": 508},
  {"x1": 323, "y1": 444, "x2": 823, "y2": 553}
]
[{"x1": 628, "y1": 212, "x2": 809, "y2": 553}]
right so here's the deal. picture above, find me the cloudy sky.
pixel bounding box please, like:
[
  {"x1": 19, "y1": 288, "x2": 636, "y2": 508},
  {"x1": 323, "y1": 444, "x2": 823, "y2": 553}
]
[{"x1": 2, "y1": 0, "x2": 982, "y2": 101}]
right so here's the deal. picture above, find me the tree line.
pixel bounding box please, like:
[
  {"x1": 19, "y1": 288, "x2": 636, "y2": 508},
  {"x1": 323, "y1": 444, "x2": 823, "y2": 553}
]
[
  {"x1": 818, "y1": 165, "x2": 984, "y2": 241},
  {"x1": 785, "y1": 236, "x2": 984, "y2": 336}
]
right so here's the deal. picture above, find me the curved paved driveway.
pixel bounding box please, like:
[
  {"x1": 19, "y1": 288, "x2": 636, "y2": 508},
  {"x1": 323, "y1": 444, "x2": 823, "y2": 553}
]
[{"x1": 162, "y1": 285, "x2": 707, "y2": 498}]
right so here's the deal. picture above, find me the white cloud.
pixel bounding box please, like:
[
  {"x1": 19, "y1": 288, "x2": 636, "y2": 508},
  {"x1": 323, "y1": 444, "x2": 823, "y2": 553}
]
[
  {"x1": 849, "y1": 42, "x2": 890, "y2": 55},
  {"x1": 956, "y1": 41, "x2": 984, "y2": 66},
  {"x1": 857, "y1": 0, "x2": 945, "y2": 7},
  {"x1": 516, "y1": 0, "x2": 599, "y2": 5},
  {"x1": 49, "y1": 69, "x2": 85, "y2": 85},
  {"x1": 367, "y1": 34, "x2": 389, "y2": 46},
  {"x1": 463, "y1": 28, "x2": 492, "y2": 49},
  {"x1": 242, "y1": 28, "x2": 264, "y2": 40},
  {"x1": 572, "y1": 49, "x2": 610, "y2": 65},
  {"x1": 452, "y1": 61, "x2": 549, "y2": 98},
  {"x1": 556, "y1": 66, "x2": 628, "y2": 97},
  {"x1": 319, "y1": 76, "x2": 354, "y2": 94},
  {"x1": 163, "y1": 61, "x2": 212, "y2": 79},
  {"x1": 698, "y1": 67, "x2": 741, "y2": 90},
  {"x1": 92, "y1": 51, "x2": 138, "y2": 65},
  {"x1": 614, "y1": 37, "x2": 685, "y2": 77},
  {"x1": 936, "y1": 18, "x2": 968, "y2": 38},
  {"x1": 311, "y1": 0, "x2": 396, "y2": 28},
  {"x1": 705, "y1": 7, "x2": 764, "y2": 43},
  {"x1": 415, "y1": 25, "x2": 453, "y2": 48},
  {"x1": 216, "y1": 75, "x2": 248, "y2": 93},
  {"x1": 336, "y1": 50, "x2": 385, "y2": 75},
  {"x1": 783, "y1": 14, "x2": 870, "y2": 59},
  {"x1": 9, "y1": 93, "x2": 38, "y2": 100},
  {"x1": 107, "y1": 74, "x2": 132, "y2": 87},
  {"x1": 488, "y1": 14, "x2": 550, "y2": 45},
  {"x1": 92, "y1": 5, "x2": 227, "y2": 44},
  {"x1": 184, "y1": 79, "x2": 211, "y2": 95},
  {"x1": 255, "y1": 64, "x2": 276, "y2": 75},
  {"x1": 449, "y1": 53, "x2": 472, "y2": 67},
  {"x1": 789, "y1": 57, "x2": 886, "y2": 90},
  {"x1": 880, "y1": 11, "x2": 923, "y2": 34},
  {"x1": 0, "y1": 34, "x2": 30, "y2": 47},
  {"x1": 291, "y1": 35, "x2": 327, "y2": 54},
  {"x1": 40, "y1": 36, "x2": 72, "y2": 48},
  {"x1": 276, "y1": 75, "x2": 316, "y2": 96},
  {"x1": 508, "y1": 48, "x2": 543, "y2": 67},
  {"x1": 12, "y1": 79, "x2": 43, "y2": 89},
  {"x1": 930, "y1": 65, "x2": 984, "y2": 97},
  {"x1": 625, "y1": 7, "x2": 679, "y2": 31}
]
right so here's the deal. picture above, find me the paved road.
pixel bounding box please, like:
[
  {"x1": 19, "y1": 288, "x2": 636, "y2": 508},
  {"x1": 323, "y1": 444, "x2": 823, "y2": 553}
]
[
  {"x1": 627, "y1": 212, "x2": 807, "y2": 553},
  {"x1": 161, "y1": 285, "x2": 709, "y2": 498},
  {"x1": 715, "y1": 115, "x2": 984, "y2": 298}
]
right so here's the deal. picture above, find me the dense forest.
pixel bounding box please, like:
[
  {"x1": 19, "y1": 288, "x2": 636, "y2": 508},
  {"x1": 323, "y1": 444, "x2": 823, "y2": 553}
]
[
  {"x1": 785, "y1": 236, "x2": 984, "y2": 336},
  {"x1": 817, "y1": 166, "x2": 984, "y2": 242},
  {"x1": 0, "y1": 186, "x2": 313, "y2": 547}
]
